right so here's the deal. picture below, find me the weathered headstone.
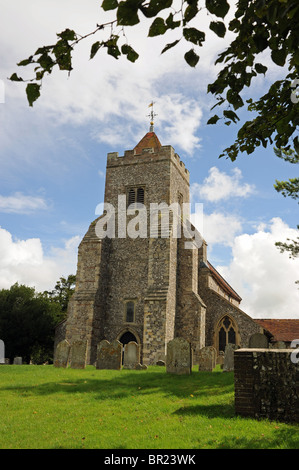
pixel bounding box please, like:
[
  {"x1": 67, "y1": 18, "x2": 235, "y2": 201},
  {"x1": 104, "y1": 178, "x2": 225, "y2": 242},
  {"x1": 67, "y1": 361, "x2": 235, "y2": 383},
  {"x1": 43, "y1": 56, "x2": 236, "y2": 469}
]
[
  {"x1": 223, "y1": 344, "x2": 239, "y2": 372},
  {"x1": 166, "y1": 337, "x2": 192, "y2": 375},
  {"x1": 249, "y1": 333, "x2": 269, "y2": 349},
  {"x1": 270, "y1": 341, "x2": 286, "y2": 349},
  {"x1": 0, "y1": 340, "x2": 4, "y2": 364},
  {"x1": 69, "y1": 340, "x2": 87, "y2": 369},
  {"x1": 217, "y1": 351, "x2": 224, "y2": 365},
  {"x1": 96, "y1": 340, "x2": 122, "y2": 370},
  {"x1": 13, "y1": 357, "x2": 22, "y2": 365},
  {"x1": 54, "y1": 339, "x2": 70, "y2": 368},
  {"x1": 123, "y1": 341, "x2": 140, "y2": 369},
  {"x1": 156, "y1": 360, "x2": 165, "y2": 366},
  {"x1": 198, "y1": 346, "x2": 217, "y2": 371},
  {"x1": 134, "y1": 363, "x2": 148, "y2": 370}
]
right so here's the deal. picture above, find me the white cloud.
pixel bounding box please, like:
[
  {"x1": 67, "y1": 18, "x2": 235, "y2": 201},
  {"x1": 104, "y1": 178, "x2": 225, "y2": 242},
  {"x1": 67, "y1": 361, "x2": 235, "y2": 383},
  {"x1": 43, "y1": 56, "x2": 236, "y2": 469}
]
[
  {"x1": 217, "y1": 218, "x2": 299, "y2": 319},
  {"x1": 0, "y1": 228, "x2": 79, "y2": 292},
  {"x1": 191, "y1": 167, "x2": 255, "y2": 202},
  {"x1": 191, "y1": 210, "x2": 243, "y2": 247},
  {"x1": 0, "y1": 192, "x2": 49, "y2": 214}
]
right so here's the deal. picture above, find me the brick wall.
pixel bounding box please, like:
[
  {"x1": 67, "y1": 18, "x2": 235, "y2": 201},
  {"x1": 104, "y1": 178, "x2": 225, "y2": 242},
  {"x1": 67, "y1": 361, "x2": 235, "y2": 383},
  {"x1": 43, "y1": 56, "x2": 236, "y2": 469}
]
[{"x1": 234, "y1": 348, "x2": 299, "y2": 423}]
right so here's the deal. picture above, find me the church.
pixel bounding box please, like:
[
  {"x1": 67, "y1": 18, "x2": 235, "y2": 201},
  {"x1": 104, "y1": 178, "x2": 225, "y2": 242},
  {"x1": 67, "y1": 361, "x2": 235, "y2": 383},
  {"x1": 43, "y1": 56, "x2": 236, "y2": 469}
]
[{"x1": 55, "y1": 124, "x2": 266, "y2": 365}]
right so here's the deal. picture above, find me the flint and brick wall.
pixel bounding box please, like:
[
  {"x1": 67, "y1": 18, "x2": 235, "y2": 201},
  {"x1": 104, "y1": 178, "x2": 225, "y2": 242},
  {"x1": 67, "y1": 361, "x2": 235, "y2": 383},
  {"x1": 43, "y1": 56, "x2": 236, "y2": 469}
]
[{"x1": 234, "y1": 349, "x2": 299, "y2": 423}]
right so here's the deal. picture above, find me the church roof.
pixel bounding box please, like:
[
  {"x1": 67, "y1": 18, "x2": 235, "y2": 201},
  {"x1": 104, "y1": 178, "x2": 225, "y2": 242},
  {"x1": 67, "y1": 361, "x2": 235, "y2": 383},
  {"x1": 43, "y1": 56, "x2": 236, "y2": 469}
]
[
  {"x1": 207, "y1": 261, "x2": 242, "y2": 302},
  {"x1": 134, "y1": 132, "x2": 162, "y2": 154},
  {"x1": 254, "y1": 319, "x2": 299, "y2": 342}
]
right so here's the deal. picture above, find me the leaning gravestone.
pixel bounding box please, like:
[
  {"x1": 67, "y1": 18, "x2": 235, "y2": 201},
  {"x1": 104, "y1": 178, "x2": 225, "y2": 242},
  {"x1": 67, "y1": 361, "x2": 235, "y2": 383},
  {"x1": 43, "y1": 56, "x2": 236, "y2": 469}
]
[
  {"x1": 13, "y1": 357, "x2": 22, "y2": 365},
  {"x1": 96, "y1": 340, "x2": 122, "y2": 370},
  {"x1": 69, "y1": 340, "x2": 87, "y2": 369},
  {"x1": 223, "y1": 344, "x2": 239, "y2": 372},
  {"x1": 198, "y1": 346, "x2": 217, "y2": 371},
  {"x1": 123, "y1": 341, "x2": 140, "y2": 369},
  {"x1": 166, "y1": 337, "x2": 192, "y2": 375},
  {"x1": 249, "y1": 333, "x2": 269, "y2": 349},
  {"x1": 54, "y1": 339, "x2": 70, "y2": 368}
]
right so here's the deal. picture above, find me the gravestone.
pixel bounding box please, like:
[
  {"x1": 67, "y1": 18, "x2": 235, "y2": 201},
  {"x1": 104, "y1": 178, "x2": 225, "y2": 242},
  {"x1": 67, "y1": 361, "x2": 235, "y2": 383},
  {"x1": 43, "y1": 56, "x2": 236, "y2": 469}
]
[
  {"x1": 123, "y1": 341, "x2": 140, "y2": 369},
  {"x1": 13, "y1": 357, "x2": 22, "y2": 365},
  {"x1": 96, "y1": 340, "x2": 122, "y2": 370},
  {"x1": 270, "y1": 341, "x2": 286, "y2": 349},
  {"x1": 69, "y1": 340, "x2": 87, "y2": 369},
  {"x1": 217, "y1": 351, "x2": 224, "y2": 365},
  {"x1": 223, "y1": 344, "x2": 239, "y2": 372},
  {"x1": 0, "y1": 340, "x2": 4, "y2": 364},
  {"x1": 198, "y1": 346, "x2": 217, "y2": 371},
  {"x1": 166, "y1": 337, "x2": 192, "y2": 375},
  {"x1": 156, "y1": 360, "x2": 165, "y2": 366},
  {"x1": 249, "y1": 333, "x2": 269, "y2": 349},
  {"x1": 134, "y1": 363, "x2": 148, "y2": 370},
  {"x1": 54, "y1": 339, "x2": 70, "y2": 368}
]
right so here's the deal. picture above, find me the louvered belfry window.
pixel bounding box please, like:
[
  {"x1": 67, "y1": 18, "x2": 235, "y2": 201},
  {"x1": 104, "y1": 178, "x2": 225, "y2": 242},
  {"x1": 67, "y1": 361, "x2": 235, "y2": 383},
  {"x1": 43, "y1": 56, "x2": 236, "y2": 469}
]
[{"x1": 127, "y1": 187, "x2": 145, "y2": 207}]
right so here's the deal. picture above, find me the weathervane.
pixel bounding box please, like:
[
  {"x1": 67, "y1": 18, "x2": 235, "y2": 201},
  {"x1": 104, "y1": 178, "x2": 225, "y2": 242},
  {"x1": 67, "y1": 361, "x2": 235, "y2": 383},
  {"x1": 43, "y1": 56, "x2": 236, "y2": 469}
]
[{"x1": 148, "y1": 101, "x2": 157, "y2": 132}]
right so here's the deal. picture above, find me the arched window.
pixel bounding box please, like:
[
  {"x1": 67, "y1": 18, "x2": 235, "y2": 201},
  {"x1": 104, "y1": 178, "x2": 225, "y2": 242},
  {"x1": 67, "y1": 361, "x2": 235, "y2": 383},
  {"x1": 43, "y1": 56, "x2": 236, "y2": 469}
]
[
  {"x1": 127, "y1": 187, "x2": 145, "y2": 207},
  {"x1": 125, "y1": 301, "x2": 135, "y2": 323},
  {"x1": 217, "y1": 316, "x2": 237, "y2": 353}
]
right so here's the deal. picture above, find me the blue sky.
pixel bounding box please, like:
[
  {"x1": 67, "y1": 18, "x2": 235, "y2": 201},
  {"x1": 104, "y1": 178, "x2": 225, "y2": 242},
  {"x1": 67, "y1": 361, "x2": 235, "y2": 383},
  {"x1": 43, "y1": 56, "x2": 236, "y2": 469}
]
[{"x1": 0, "y1": 0, "x2": 298, "y2": 318}]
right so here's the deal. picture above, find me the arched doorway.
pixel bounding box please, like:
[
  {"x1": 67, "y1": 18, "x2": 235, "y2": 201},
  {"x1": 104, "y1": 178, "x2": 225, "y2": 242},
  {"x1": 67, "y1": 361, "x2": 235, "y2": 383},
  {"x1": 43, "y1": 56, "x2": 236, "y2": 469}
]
[
  {"x1": 216, "y1": 315, "x2": 239, "y2": 353},
  {"x1": 119, "y1": 331, "x2": 137, "y2": 346},
  {"x1": 118, "y1": 331, "x2": 138, "y2": 364}
]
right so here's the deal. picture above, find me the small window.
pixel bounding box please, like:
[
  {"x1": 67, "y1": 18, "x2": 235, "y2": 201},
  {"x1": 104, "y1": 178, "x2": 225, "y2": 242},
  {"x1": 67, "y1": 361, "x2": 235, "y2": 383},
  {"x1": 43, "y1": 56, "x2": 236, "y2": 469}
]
[
  {"x1": 125, "y1": 301, "x2": 135, "y2": 322},
  {"x1": 127, "y1": 187, "x2": 145, "y2": 207}
]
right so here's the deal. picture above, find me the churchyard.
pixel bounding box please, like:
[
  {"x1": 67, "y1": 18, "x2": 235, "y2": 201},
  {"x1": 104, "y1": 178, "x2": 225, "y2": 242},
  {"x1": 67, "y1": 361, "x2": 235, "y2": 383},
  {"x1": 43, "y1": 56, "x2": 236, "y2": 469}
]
[{"x1": 0, "y1": 363, "x2": 298, "y2": 449}]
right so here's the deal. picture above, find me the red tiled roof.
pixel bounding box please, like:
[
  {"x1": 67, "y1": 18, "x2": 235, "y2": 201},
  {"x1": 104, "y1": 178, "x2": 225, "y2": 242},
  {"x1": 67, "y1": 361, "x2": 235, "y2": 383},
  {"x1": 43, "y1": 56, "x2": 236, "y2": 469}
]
[
  {"x1": 207, "y1": 261, "x2": 242, "y2": 302},
  {"x1": 254, "y1": 319, "x2": 299, "y2": 342},
  {"x1": 134, "y1": 132, "x2": 162, "y2": 154}
]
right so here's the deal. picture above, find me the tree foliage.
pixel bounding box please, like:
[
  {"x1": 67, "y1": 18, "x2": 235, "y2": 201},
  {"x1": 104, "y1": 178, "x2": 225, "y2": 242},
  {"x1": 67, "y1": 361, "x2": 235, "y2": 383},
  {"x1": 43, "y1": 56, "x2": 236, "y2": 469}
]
[
  {"x1": 0, "y1": 283, "x2": 61, "y2": 363},
  {"x1": 273, "y1": 147, "x2": 299, "y2": 260},
  {"x1": 9, "y1": 0, "x2": 299, "y2": 161},
  {"x1": 43, "y1": 274, "x2": 76, "y2": 312}
]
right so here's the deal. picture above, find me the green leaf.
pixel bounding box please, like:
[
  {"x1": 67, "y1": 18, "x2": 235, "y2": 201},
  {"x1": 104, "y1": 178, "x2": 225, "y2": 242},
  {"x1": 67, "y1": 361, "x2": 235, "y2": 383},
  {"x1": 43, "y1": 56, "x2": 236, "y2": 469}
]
[
  {"x1": 161, "y1": 39, "x2": 180, "y2": 54},
  {"x1": 121, "y1": 44, "x2": 139, "y2": 62},
  {"x1": 271, "y1": 49, "x2": 287, "y2": 66},
  {"x1": 140, "y1": 0, "x2": 173, "y2": 18},
  {"x1": 184, "y1": 48, "x2": 199, "y2": 67},
  {"x1": 17, "y1": 57, "x2": 33, "y2": 67},
  {"x1": 209, "y1": 21, "x2": 226, "y2": 37},
  {"x1": 184, "y1": 3, "x2": 199, "y2": 23},
  {"x1": 102, "y1": 0, "x2": 118, "y2": 10},
  {"x1": 206, "y1": 0, "x2": 230, "y2": 18},
  {"x1": 57, "y1": 29, "x2": 77, "y2": 41},
  {"x1": 90, "y1": 41, "x2": 102, "y2": 59},
  {"x1": 255, "y1": 63, "x2": 267, "y2": 74},
  {"x1": 53, "y1": 39, "x2": 72, "y2": 71},
  {"x1": 148, "y1": 17, "x2": 167, "y2": 36},
  {"x1": 207, "y1": 114, "x2": 220, "y2": 124},
  {"x1": 117, "y1": 1, "x2": 140, "y2": 26},
  {"x1": 183, "y1": 28, "x2": 205, "y2": 46},
  {"x1": 223, "y1": 109, "x2": 240, "y2": 123},
  {"x1": 165, "y1": 12, "x2": 180, "y2": 29},
  {"x1": 9, "y1": 73, "x2": 23, "y2": 82},
  {"x1": 37, "y1": 53, "x2": 55, "y2": 72},
  {"x1": 26, "y1": 83, "x2": 41, "y2": 107}
]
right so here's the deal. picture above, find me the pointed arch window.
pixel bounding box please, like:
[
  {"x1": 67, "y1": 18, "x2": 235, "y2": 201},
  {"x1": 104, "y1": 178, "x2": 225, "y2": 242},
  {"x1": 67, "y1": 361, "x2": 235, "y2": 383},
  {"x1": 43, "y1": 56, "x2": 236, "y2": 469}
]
[
  {"x1": 127, "y1": 186, "x2": 145, "y2": 207},
  {"x1": 217, "y1": 316, "x2": 237, "y2": 352}
]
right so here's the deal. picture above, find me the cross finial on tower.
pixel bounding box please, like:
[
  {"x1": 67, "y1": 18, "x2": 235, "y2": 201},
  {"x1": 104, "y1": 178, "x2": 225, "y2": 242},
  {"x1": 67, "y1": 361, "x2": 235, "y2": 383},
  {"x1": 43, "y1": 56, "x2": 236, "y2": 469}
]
[{"x1": 148, "y1": 101, "x2": 157, "y2": 132}]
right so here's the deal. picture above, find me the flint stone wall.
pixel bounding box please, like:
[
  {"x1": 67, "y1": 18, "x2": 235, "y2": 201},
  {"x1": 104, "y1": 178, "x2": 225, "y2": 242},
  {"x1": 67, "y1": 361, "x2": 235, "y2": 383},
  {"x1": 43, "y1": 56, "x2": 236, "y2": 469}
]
[{"x1": 234, "y1": 348, "x2": 299, "y2": 423}]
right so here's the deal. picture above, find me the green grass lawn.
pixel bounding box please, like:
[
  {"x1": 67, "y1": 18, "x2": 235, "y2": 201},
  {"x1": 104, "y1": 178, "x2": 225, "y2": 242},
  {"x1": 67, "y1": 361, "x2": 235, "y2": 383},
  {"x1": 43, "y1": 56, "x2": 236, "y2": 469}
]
[{"x1": 0, "y1": 364, "x2": 298, "y2": 449}]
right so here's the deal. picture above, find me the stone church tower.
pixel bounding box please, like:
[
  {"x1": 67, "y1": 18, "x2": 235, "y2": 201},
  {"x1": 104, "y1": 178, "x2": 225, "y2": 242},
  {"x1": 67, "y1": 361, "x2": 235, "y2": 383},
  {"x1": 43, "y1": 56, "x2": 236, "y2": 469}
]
[{"x1": 55, "y1": 128, "x2": 260, "y2": 365}]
